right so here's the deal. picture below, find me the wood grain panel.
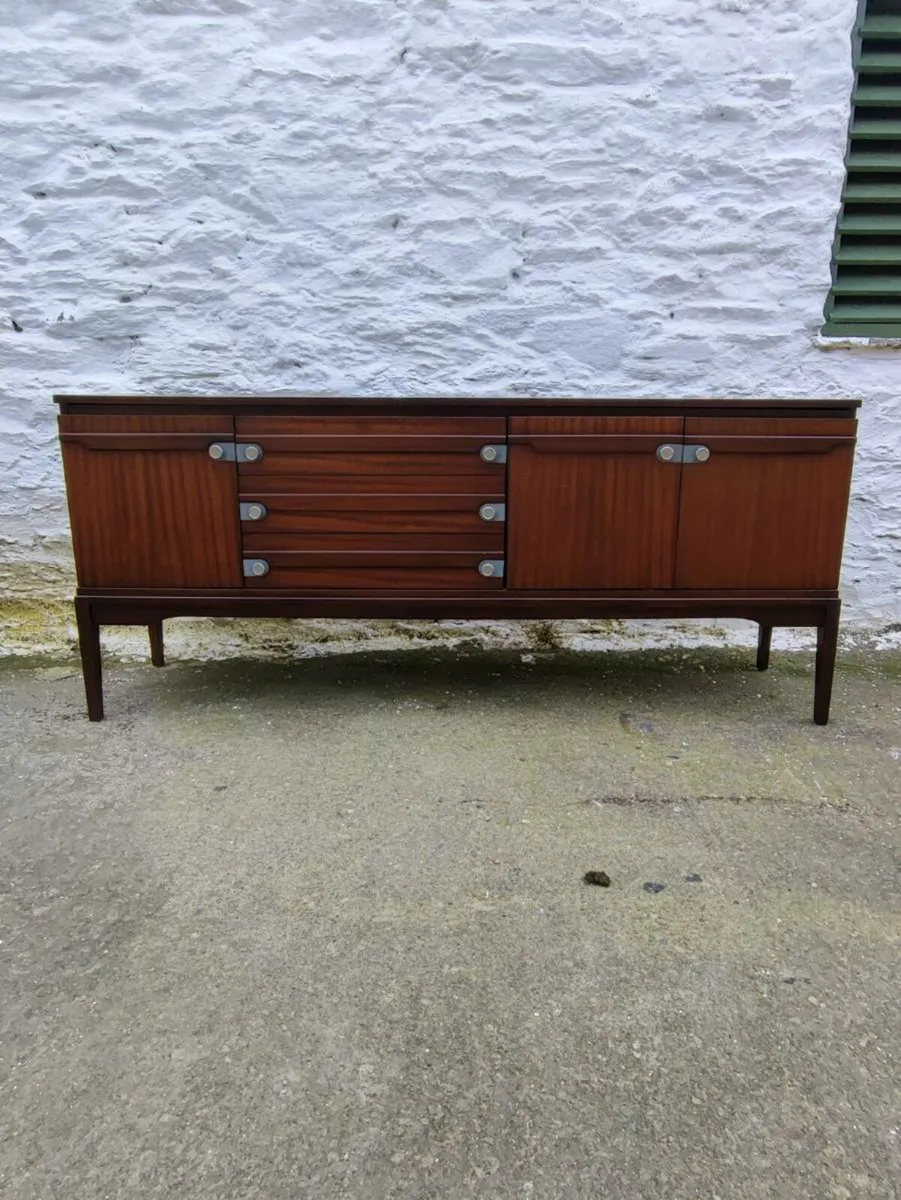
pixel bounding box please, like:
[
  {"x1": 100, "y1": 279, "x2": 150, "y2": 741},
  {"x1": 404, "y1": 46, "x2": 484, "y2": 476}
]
[
  {"x1": 244, "y1": 531, "x2": 504, "y2": 552},
  {"x1": 59, "y1": 414, "x2": 234, "y2": 435},
  {"x1": 60, "y1": 434, "x2": 226, "y2": 451},
  {"x1": 511, "y1": 416, "x2": 682, "y2": 436},
  {"x1": 59, "y1": 415, "x2": 241, "y2": 588},
  {"x1": 240, "y1": 451, "x2": 504, "y2": 478},
  {"x1": 240, "y1": 474, "x2": 504, "y2": 495},
  {"x1": 237, "y1": 416, "x2": 506, "y2": 436},
  {"x1": 507, "y1": 429, "x2": 681, "y2": 590},
  {"x1": 685, "y1": 417, "x2": 857, "y2": 437},
  {"x1": 675, "y1": 442, "x2": 856, "y2": 590},
  {"x1": 244, "y1": 551, "x2": 503, "y2": 590},
  {"x1": 239, "y1": 493, "x2": 503, "y2": 535}
]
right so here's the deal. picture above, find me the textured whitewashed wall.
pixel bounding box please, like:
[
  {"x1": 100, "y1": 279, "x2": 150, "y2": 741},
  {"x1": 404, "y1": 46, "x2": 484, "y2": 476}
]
[{"x1": 2, "y1": 0, "x2": 899, "y2": 629}]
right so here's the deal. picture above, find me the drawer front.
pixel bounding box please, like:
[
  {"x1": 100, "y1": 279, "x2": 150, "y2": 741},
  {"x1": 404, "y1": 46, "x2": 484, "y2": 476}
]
[
  {"x1": 244, "y1": 531, "x2": 504, "y2": 553},
  {"x1": 240, "y1": 472, "x2": 503, "y2": 495},
  {"x1": 243, "y1": 552, "x2": 504, "y2": 590},
  {"x1": 236, "y1": 417, "x2": 506, "y2": 437},
  {"x1": 238, "y1": 448, "x2": 504, "y2": 480},
  {"x1": 234, "y1": 416, "x2": 507, "y2": 485},
  {"x1": 238, "y1": 493, "x2": 505, "y2": 536}
]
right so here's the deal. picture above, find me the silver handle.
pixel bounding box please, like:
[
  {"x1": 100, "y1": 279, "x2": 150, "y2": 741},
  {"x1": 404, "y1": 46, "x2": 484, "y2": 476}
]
[
  {"x1": 656, "y1": 444, "x2": 711, "y2": 464},
  {"x1": 479, "y1": 503, "x2": 506, "y2": 522},
  {"x1": 208, "y1": 442, "x2": 231, "y2": 461},
  {"x1": 240, "y1": 502, "x2": 268, "y2": 521},
  {"x1": 478, "y1": 559, "x2": 505, "y2": 579},
  {"x1": 479, "y1": 444, "x2": 508, "y2": 464},
  {"x1": 238, "y1": 443, "x2": 264, "y2": 463},
  {"x1": 243, "y1": 558, "x2": 269, "y2": 578}
]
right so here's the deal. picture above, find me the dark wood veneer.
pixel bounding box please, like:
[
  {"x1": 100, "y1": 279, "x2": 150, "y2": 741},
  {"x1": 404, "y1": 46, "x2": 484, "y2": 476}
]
[{"x1": 56, "y1": 395, "x2": 860, "y2": 724}]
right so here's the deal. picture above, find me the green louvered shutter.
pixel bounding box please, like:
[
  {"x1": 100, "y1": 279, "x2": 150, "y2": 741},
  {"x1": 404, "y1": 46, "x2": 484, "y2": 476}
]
[{"x1": 824, "y1": 1, "x2": 901, "y2": 337}]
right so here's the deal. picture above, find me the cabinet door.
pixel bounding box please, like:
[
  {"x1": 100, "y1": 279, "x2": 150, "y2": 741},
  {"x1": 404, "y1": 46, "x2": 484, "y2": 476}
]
[
  {"x1": 59, "y1": 414, "x2": 242, "y2": 588},
  {"x1": 674, "y1": 418, "x2": 857, "y2": 590},
  {"x1": 507, "y1": 416, "x2": 683, "y2": 590}
]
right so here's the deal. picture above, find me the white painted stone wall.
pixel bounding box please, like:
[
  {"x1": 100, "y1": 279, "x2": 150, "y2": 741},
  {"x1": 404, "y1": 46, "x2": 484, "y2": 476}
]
[{"x1": 2, "y1": 0, "x2": 899, "y2": 632}]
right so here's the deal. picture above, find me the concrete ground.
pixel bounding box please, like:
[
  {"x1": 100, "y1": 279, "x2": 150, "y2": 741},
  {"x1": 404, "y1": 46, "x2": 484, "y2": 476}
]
[{"x1": 1, "y1": 644, "x2": 899, "y2": 1200}]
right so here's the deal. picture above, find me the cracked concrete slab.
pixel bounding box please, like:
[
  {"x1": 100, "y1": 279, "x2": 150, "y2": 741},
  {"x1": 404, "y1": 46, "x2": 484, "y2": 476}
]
[{"x1": 1, "y1": 646, "x2": 899, "y2": 1199}]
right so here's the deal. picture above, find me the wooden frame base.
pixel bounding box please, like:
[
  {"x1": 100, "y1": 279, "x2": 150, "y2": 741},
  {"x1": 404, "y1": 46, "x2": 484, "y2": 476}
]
[{"x1": 73, "y1": 592, "x2": 842, "y2": 725}]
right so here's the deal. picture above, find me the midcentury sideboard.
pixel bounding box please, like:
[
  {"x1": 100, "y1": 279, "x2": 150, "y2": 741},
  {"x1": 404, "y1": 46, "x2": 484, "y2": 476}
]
[{"x1": 55, "y1": 395, "x2": 860, "y2": 723}]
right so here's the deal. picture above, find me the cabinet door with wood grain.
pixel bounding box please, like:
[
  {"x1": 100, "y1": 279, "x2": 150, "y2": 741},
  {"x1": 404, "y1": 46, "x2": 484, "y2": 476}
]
[
  {"x1": 507, "y1": 416, "x2": 684, "y2": 590},
  {"x1": 674, "y1": 418, "x2": 857, "y2": 590},
  {"x1": 58, "y1": 414, "x2": 242, "y2": 588}
]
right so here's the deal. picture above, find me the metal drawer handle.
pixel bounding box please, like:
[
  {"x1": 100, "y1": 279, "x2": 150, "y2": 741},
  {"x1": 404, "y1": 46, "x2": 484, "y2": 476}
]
[
  {"x1": 656, "y1": 444, "x2": 676, "y2": 462},
  {"x1": 240, "y1": 502, "x2": 268, "y2": 521},
  {"x1": 480, "y1": 444, "x2": 507, "y2": 464},
  {"x1": 243, "y1": 558, "x2": 269, "y2": 578},
  {"x1": 479, "y1": 503, "x2": 506, "y2": 522},
  {"x1": 238, "y1": 443, "x2": 264, "y2": 463},
  {"x1": 208, "y1": 442, "x2": 235, "y2": 461},
  {"x1": 478, "y1": 559, "x2": 505, "y2": 579},
  {"x1": 693, "y1": 445, "x2": 711, "y2": 463}
]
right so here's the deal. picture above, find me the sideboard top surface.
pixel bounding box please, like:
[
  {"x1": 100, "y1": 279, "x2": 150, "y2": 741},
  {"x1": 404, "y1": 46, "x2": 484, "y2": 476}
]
[{"x1": 54, "y1": 395, "x2": 862, "y2": 418}]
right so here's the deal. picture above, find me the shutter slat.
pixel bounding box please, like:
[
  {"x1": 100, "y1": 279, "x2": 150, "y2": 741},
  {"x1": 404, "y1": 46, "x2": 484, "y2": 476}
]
[
  {"x1": 839, "y1": 213, "x2": 901, "y2": 232},
  {"x1": 846, "y1": 152, "x2": 901, "y2": 170},
  {"x1": 828, "y1": 302, "x2": 901, "y2": 319},
  {"x1": 852, "y1": 118, "x2": 901, "y2": 137},
  {"x1": 831, "y1": 275, "x2": 901, "y2": 295},
  {"x1": 853, "y1": 86, "x2": 901, "y2": 105},
  {"x1": 844, "y1": 182, "x2": 901, "y2": 199},
  {"x1": 824, "y1": 320, "x2": 901, "y2": 336},
  {"x1": 858, "y1": 52, "x2": 901, "y2": 71},
  {"x1": 837, "y1": 245, "x2": 901, "y2": 263},
  {"x1": 861, "y1": 16, "x2": 901, "y2": 34}
]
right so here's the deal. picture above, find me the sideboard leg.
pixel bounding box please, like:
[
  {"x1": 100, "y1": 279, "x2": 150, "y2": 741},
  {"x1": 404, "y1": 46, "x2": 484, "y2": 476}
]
[
  {"x1": 756, "y1": 624, "x2": 773, "y2": 671},
  {"x1": 149, "y1": 620, "x2": 165, "y2": 667},
  {"x1": 75, "y1": 599, "x2": 104, "y2": 722},
  {"x1": 813, "y1": 603, "x2": 840, "y2": 726}
]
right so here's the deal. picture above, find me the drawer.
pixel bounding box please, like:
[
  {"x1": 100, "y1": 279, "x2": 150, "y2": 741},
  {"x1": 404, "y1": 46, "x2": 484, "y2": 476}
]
[
  {"x1": 239, "y1": 449, "x2": 505, "y2": 479},
  {"x1": 239, "y1": 472, "x2": 505, "y2": 495},
  {"x1": 236, "y1": 416, "x2": 506, "y2": 437},
  {"x1": 243, "y1": 551, "x2": 505, "y2": 590},
  {"x1": 234, "y1": 416, "x2": 507, "y2": 484},
  {"x1": 237, "y1": 493, "x2": 506, "y2": 535},
  {"x1": 243, "y1": 531, "x2": 504, "y2": 553}
]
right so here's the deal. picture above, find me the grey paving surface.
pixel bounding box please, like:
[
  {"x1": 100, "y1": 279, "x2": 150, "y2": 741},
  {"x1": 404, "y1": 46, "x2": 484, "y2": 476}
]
[{"x1": 1, "y1": 645, "x2": 899, "y2": 1199}]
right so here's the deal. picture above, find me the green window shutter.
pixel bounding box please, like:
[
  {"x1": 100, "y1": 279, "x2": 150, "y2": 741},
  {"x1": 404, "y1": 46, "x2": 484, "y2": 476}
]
[{"x1": 824, "y1": 1, "x2": 901, "y2": 337}]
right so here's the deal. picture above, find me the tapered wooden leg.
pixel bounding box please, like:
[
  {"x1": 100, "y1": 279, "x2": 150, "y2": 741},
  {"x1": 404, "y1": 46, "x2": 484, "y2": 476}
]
[
  {"x1": 814, "y1": 603, "x2": 840, "y2": 726},
  {"x1": 149, "y1": 620, "x2": 165, "y2": 667},
  {"x1": 75, "y1": 599, "x2": 104, "y2": 721},
  {"x1": 756, "y1": 624, "x2": 773, "y2": 671}
]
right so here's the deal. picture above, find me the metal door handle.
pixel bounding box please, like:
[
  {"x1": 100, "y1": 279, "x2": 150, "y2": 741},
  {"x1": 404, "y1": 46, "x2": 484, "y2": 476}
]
[{"x1": 656, "y1": 444, "x2": 711, "y2": 463}]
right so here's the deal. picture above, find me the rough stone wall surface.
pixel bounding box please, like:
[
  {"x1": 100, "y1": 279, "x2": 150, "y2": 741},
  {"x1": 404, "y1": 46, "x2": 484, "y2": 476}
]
[{"x1": 2, "y1": 0, "x2": 899, "y2": 631}]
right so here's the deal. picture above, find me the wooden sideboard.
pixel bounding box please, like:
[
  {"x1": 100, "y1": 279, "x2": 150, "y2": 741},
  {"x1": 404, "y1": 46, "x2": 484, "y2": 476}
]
[{"x1": 55, "y1": 395, "x2": 860, "y2": 723}]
